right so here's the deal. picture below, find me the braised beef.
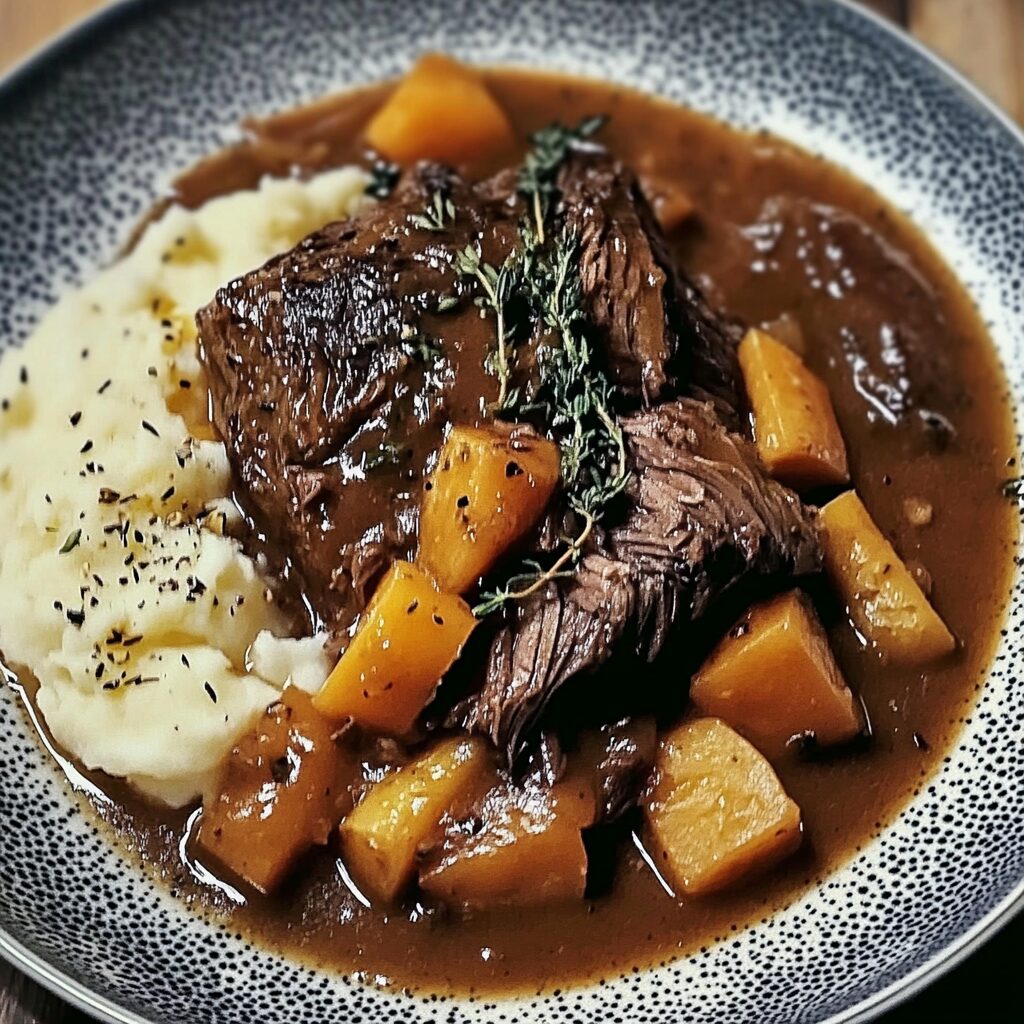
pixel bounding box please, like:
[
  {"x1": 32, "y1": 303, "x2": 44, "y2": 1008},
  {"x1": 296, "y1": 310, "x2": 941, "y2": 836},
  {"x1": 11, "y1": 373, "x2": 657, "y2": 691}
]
[
  {"x1": 198, "y1": 151, "x2": 702, "y2": 632},
  {"x1": 561, "y1": 151, "x2": 742, "y2": 421},
  {"x1": 587, "y1": 718, "x2": 658, "y2": 823},
  {"x1": 457, "y1": 399, "x2": 821, "y2": 758},
  {"x1": 199, "y1": 163, "x2": 520, "y2": 631}
]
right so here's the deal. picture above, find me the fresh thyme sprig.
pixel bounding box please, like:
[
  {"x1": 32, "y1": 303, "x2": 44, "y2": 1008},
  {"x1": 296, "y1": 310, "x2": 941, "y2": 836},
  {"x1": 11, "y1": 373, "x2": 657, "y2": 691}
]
[
  {"x1": 455, "y1": 243, "x2": 524, "y2": 411},
  {"x1": 409, "y1": 190, "x2": 457, "y2": 232},
  {"x1": 528, "y1": 231, "x2": 630, "y2": 518},
  {"x1": 463, "y1": 114, "x2": 630, "y2": 617},
  {"x1": 518, "y1": 115, "x2": 606, "y2": 242}
]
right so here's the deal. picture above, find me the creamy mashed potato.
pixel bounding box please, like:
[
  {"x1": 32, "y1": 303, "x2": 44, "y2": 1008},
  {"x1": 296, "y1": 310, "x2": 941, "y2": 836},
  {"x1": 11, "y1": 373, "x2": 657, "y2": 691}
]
[{"x1": 0, "y1": 168, "x2": 371, "y2": 806}]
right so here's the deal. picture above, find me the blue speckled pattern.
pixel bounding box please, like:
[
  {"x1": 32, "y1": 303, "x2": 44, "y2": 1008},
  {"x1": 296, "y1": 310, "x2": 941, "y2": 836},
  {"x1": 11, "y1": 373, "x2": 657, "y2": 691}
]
[{"x1": 1, "y1": 1, "x2": 1022, "y2": 1022}]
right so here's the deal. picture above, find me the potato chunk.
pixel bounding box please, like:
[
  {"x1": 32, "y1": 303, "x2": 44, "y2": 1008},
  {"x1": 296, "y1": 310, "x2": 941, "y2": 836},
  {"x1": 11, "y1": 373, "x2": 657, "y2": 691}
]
[
  {"x1": 690, "y1": 591, "x2": 863, "y2": 757},
  {"x1": 197, "y1": 688, "x2": 343, "y2": 894},
  {"x1": 644, "y1": 718, "x2": 802, "y2": 895},
  {"x1": 419, "y1": 781, "x2": 589, "y2": 909},
  {"x1": 739, "y1": 327, "x2": 849, "y2": 491},
  {"x1": 419, "y1": 424, "x2": 560, "y2": 594},
  {"x1": 365, "y1": 54, "x2": 516, "y2": 168},
  {"x1": 313, "y1": 561, "x2": 476, "y2": 733},
  {"x1": 820, "y1": 491, "x2": 954, "y2": 663},
  {"x1": 339, "y1": 736, "x2": 491, "y2": 902}
]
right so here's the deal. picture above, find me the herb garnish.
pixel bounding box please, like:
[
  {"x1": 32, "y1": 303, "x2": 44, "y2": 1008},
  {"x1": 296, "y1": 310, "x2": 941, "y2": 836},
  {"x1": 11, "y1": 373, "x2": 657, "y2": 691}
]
[
  {"x1": 458, "y1": 115, "x2": 628, "y2": 617},
  {"x1": 409, "y1": 190, "x2": 457, "y2": 232},
  {"x1": 518, "y1": 115, "x2": 605, "y2": 242},
  {"x1": 365, "y1": 441, "x2": 402, "y2": 473},
  {"x1": 59, "y1": 529, "x2": 82, "y2": 554},
  {"x1": 365, "y1": 160, "x2": 400, "y2": 199},
  {"x1": 454, "y1": 244, "x2": 524, "y2": 411}
]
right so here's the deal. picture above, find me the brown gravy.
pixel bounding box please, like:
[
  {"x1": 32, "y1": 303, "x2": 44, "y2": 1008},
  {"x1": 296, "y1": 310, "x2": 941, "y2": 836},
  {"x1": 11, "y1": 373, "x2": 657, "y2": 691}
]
[{"x1": 14, "y1": 68, "x2": 1018, "y2": 996}]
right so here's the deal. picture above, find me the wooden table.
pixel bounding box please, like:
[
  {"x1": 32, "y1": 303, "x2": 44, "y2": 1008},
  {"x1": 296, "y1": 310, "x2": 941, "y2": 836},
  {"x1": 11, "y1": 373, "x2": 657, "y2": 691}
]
[{"x1": 1, "y1": 1, "x2": 1022, "y2": 1021}]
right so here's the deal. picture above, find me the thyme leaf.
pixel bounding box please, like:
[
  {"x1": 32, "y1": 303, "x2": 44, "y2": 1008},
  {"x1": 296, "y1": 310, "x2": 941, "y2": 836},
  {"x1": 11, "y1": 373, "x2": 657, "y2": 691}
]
[
  {"x1": 365, "y1": 160, "x2": 400, "y2": 199},
  {"x1": 409, "y1": 190, "x2": 457, "y2": 232},
  {"x1": 517, "y1": 115, "x2": 606, "y2": 240},
  {"x1": 459, "y1": 113, "x2": 629, "y2": 616},
  {"x1": 59, "y1": 529, "x2": 82, "y2": 554},
  {"x1": 454, "y1": 243, "x2": 525, "y2": 410}
]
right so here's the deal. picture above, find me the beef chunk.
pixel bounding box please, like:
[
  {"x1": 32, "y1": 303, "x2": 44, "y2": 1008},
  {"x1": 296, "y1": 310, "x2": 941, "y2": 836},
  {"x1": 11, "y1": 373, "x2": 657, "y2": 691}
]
[
  {"x1": 718, "y1": 195, "x2": 957, "y2": 431},
  {"x1": 199, "y1": 151, "x2": 702, "y2": 632},
  {"x1": 560, "y1": 151, "x2": 741, "y2": 420},
  {"x1": 560, "y1": 153, "x2": 679, "y2": 406},
  {"x1": 199, "y1": 164, "x2": 520, "y2": 630},
  {"x1": 456, "y1": 399, "x2": 821, "y2": 758},
  {"x1": 589, "y1": 717, "x2": 658, "y2": 823}
]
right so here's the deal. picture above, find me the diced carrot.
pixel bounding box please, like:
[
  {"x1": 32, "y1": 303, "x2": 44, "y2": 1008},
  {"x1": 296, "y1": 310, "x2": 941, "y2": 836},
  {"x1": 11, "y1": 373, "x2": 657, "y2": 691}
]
[
  {"x1": 197, "y1": 688, "x2": 345, "y2": 894},
  {"x1": 690, "y1": 590, "x2": 863, "y2": 757},
  {"x1": 313, "y1": 561, "x2": 476, "y2": 733},
  {"x1": 644, "y1": 717, "x2": 802, "y2": 895},
  {"x1": 640, "y1": 171, "x2": 696, "y2": 233},
  {"x1": 739, "y1": 327, "x2": 849, "y2": 491},
  {"x1": 365, "y1": 54, "x2": 516, "y2": 168},
  {"x1": 340, "y1": 736, "x2": 491, "y2": 902},
  {"x1": 419, "y1": 780, "x2": 589, "y2": 909},
  {"x1": 418, "y1": 424, "x2": 560, "y2": 594},
  {"x1": 819, "y1": 490, "x2": 954, "y2": 663}
]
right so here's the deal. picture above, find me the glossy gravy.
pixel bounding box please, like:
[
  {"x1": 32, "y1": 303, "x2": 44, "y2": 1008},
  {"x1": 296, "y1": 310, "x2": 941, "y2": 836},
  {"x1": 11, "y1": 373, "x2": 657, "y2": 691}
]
[{"x1": 13, "y1": 68, "x2": 1018, "y2": 995}]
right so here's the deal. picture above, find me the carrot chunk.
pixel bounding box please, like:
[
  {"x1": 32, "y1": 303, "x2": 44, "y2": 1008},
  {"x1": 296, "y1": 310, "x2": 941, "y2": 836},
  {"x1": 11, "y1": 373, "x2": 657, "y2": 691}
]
[
  {"x1": 313, "y1": 561, "x2": 476, "y2": 733},
  {"x1": 644, "y1": 718, "x2": 802, "y2": 895},
  {"x1": 419, "y1": 781, "x2": 589, "y2": 909},
  {"x1": 819, "y1": 490, "x2": 954, "y2": 663},
  {"x1": 690, "y1": 590, "x2": 863, "y2": 757},
  {"x1": 739, "y1": 327, "x2": 849, "y2": 491},
  {"x1": 197, "y1": 688, "x2": 344, "y2": 894},
  {"x1": 418, "y1": 424, "x2": 560, "y2": 594},
  {"x1": 365, "y1": 54, "x2": 516, "y2": 167},
  {"x1": 340, "y1": 736, "x2": 491, "y2": 902}
]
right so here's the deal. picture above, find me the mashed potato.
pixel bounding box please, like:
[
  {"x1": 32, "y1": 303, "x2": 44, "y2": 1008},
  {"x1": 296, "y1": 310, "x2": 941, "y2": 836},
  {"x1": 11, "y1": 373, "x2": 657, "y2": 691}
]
[{"x1": 0, "y1": 168, "x2": 371, "y2": 806}]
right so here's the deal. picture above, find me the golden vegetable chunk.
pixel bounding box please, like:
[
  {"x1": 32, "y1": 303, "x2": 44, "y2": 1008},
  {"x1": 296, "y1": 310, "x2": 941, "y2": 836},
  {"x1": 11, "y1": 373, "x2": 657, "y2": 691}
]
[
  {"x1": 419, "y1": 424, "x2": 561, "y2": 594},
  {"x1": 690, "y1": 591, "x2": 863, "y2": 757},
  {"x1": 820, "y1": 491, "x2": 954, "y2": 663},
  {"x1": 739, "y1": 327, "x2": 850, "y2": 491},
  {"x1": 419, "y1": 781, "x2": 589, "y2": 909},
  {"x1": 197, "y1": 688, "x2": 343, "y2": 894},
  {"x1": 644, "y1": 718, "x2": 802, "y2": 895},
  {"x1": 313, "y1": 561, "x2": 476, "y2": 733},
  {"x1": 365, "y1": 54, "x2": 516, "y2": 167},
  {"x1": 339, "y1": 736, "x2": 491, "y2": 902},
  {"x1": 640, "y1": 172, "x2": 696, "y2": 233}
]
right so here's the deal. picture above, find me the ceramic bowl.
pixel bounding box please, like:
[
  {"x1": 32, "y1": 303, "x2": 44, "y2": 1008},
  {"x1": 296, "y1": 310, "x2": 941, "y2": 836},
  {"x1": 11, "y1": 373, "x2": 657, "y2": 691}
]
[{"x1": 1, "y1": 1, "x2": 1022, "y2": 1022}]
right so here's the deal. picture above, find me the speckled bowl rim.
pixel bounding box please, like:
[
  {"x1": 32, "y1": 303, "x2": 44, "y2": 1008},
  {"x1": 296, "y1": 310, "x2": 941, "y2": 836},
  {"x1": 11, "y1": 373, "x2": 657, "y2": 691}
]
[{"x1": 1, "y1": 1, "x2": 1022, "y2": 1022}]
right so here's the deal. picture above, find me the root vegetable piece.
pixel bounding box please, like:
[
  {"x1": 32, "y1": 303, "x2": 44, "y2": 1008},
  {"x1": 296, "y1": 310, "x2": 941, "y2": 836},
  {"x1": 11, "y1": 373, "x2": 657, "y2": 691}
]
[
  {"x1": 313, "y1": 561, "x2": 476, "y2": 733},
  {"x1": 197, "y1": 687, "x2": 344, "y2": 894},
  {"x1": 418, "y1": 424, "x2": 561, "y2": 594},
  {"x1": 365, "y1": 54, "x2": 516, "y2": 167},
  {"x1": 820, "y1": 490, "x2": 955, "y2": 663},
  {"x1": 690, "y1": 590, "x2": 863, "y2": 757},
  {"x1": 739, "y1": 327, "x2": 850, "y2": 491},
  {"x1": 644, "y1": 718, "x2": 802, "y2": 895},
  {"x1": 419, "y1": 781, "x2": 589, "y2": 909},
  {"x1": 339, "y1": 735, "x2": 491, "y2": 902},
  {"x1": 640, "y1": 172, "x2": 696, "y2": 233}
]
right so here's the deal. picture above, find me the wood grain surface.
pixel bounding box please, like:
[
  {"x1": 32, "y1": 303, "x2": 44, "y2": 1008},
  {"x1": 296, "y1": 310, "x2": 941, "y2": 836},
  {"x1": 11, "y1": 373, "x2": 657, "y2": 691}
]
[{"x1": 1, "y1": 1, "x2": 1022, "y2": 1022}]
